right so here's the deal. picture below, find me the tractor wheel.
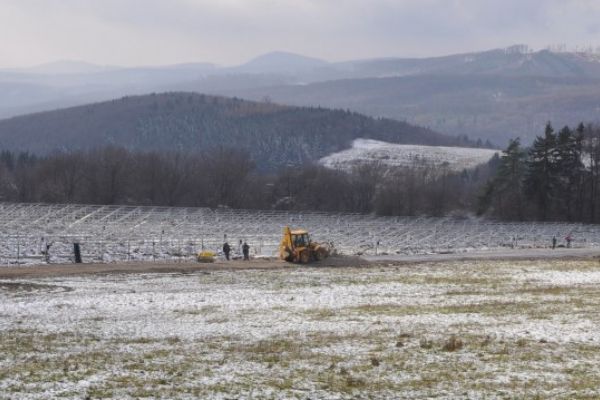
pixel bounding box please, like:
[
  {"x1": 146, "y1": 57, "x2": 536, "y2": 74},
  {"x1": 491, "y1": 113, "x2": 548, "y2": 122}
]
[{"x1": 300, "y1": 250, "x2": 311, "y2": 264}]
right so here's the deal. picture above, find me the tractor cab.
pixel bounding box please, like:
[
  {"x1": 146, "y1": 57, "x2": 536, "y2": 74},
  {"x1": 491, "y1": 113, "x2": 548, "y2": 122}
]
[{"x1": 291, "y1": 230, "x2": 310, "y2": 248}]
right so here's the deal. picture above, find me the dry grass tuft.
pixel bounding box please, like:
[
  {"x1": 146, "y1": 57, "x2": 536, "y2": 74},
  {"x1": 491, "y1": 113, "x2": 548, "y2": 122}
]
[
  {"x1": 419, "y1": 337, "x2": 433, "y2": 349},
  {"x1": 481, "y1": 335, "x2": 494, "y2": 347},
  {"x1": 442, "y1": 335, "x2": 463, "y2": 352},
  {"x1": 345, "y1": 375, "x2": 367, "y2": 388}
]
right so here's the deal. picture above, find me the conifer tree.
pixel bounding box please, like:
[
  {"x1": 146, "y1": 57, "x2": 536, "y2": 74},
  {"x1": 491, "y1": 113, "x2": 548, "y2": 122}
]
[
  {"x1": 554, "y1": 126, "x2": 584, "y2": 220},
  {"x1": 525, "y1": 123, "x2": 557, "y2": 220},
  {"x1": 582, "y1": 123, "x2": 600, "y2": 222},
  {"x1": 479, "y1": 138, "x2": 527, "y2": 219}
]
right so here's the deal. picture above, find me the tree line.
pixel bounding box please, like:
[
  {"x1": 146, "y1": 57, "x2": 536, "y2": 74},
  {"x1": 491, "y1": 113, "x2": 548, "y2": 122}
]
[
  {"x1": 0, "y1": 145, "x2": 491, "y2": 216},
  {"x1": 0, "y1": 122, "x2": 599, "y2": 223}
]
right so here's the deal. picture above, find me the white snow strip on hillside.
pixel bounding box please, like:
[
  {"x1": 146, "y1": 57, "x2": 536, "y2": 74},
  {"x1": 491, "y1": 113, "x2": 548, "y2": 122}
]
[{"x1": 320, "y1": 139, "x2": 499, "y2": 172}]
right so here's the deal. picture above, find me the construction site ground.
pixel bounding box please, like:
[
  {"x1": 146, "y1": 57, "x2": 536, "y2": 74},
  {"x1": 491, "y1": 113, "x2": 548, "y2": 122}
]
[{"x1": 0, "y1": 247, "x2": 597, "y2": 279}]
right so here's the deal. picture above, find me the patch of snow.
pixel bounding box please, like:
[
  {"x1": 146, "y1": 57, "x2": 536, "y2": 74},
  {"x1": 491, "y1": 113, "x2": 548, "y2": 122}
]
[
  {"x1": 3, "y1": 260, "x2": 600, "y2": 398},
  {"x1": 320, "y1": 139, "x2": 499, "y2": 172},
  {"x1": 517, "y1": 270, "x2": 600, "y2": 286}
]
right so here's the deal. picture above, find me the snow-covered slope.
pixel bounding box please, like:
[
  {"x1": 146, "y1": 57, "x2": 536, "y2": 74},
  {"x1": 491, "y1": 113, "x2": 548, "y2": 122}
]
[{"x1": 319, "y1": 139, "x2": 499, "y2": 171}]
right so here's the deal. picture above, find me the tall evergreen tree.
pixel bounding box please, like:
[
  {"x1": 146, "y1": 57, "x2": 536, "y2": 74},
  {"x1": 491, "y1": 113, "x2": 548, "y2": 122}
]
[
  {"x1": 479, "y1": 138, "x2": 527, "y2": 220},
  {"x1": 525, "y1": 123, "x2": 557, "y2": 220},
  {"x1": 554, "y1": 126, "x2": 584, "y2": 220},
  {"x1": 582, "y1": 124, "x2": 600, "y2": 222}
]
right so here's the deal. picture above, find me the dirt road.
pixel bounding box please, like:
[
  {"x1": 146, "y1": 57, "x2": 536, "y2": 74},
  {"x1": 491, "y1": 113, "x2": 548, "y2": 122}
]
[
  {"x1": 0, "y1": 255, "x2": 370, "y2": 279},
  {"x1": 0, "y1": 249, "x2": 597, "y2": 279}
]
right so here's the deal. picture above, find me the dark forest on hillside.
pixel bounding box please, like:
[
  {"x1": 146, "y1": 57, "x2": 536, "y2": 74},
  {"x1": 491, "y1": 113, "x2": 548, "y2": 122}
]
[{"x1": 0, "y1": 93, "x2": 477, "y2": 171}]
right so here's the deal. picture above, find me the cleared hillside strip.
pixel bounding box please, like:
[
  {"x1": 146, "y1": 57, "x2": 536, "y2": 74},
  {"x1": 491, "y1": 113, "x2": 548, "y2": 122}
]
[{"x1": 320, "y1": 139, "x2": 499, "y2": 171}]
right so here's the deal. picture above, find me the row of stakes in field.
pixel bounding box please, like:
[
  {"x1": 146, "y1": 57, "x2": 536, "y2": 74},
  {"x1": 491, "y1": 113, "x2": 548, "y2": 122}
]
[
  {"x1": 1, "y1": 202, "x2": 598, "y2": 265},
  {"x1": 4, "y1": 233, "x2": 279, "y2": 265},
  {"x1": 3, "y1": 232, "x2": 588, "y2": 265}
]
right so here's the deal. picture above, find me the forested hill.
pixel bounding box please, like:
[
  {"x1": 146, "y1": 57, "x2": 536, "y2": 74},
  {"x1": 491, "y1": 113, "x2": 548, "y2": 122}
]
[{"x1": 0, "y1": 92, "x2": 466, "y2": 170}]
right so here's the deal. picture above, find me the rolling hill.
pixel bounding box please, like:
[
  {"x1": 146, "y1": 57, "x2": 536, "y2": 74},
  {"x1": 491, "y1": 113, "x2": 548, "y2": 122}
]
[
  {"x1": 0, "y1": 93, "x2": 468, "y2": 171},
  {"x1": 228, "y1": 74, "x2": 600, "y2": 145},
  {"x1": 328, "y1": 47, "x2": 600, "y2": 80},
  {"x1": 2, "y1": 46, "x2": 600, "y2": 145}
]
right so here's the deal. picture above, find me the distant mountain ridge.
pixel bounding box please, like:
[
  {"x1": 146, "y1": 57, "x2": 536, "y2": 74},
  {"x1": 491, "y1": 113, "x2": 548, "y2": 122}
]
[
  {"x1": 2, "y1": 45, "x2": 600, "y2": 144},
  {"x1": 333, "y1": 47, "x2": 600, "y2": 80},
  {"x1": 6, "y1": 46, "x2": 600, "y2": 80},
  {"x1": 228, "y1": 74, "x2": 600, "y2": 144},
  {"x1": 0, "y1": 93, "x2": 466, "y2": 171},
  {"x1": 1, "y1": 60, "x2": 119, "y2": 75}
]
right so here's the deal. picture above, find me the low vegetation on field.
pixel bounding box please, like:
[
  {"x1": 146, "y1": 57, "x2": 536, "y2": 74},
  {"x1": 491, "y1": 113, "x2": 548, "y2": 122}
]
[{"x1": 2, "y1": 259, "x2": 600, "y2": 399}]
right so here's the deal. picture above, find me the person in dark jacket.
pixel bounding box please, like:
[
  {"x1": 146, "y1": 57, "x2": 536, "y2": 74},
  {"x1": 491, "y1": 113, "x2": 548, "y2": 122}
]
[
  {"x1": 242, "y1": 242, "x2": 250, "y2": 261},
  {"x1": 552, "y1": 236, "x2": 557, "y2": 249},
  {"x1": 223, "y1": 242, "x2": 231, "y2": 260}
]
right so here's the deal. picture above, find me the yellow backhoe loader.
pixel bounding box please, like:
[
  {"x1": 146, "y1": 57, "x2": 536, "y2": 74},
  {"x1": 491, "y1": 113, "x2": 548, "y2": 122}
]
[{"x1": 279, "y1": 226, "x2": 330, "y2": 263}]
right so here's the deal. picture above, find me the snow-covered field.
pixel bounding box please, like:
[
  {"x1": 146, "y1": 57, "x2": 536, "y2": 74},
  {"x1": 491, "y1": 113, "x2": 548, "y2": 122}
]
[
  {"x1": 2, "y1": 259, "x2": 600, "y2": 399},
  {"x1": 320, "y1": 139, "x2": 499, "y2": 172},
  {"x1": 2, "y1": 202, "x2": 600, "y2": 266}
]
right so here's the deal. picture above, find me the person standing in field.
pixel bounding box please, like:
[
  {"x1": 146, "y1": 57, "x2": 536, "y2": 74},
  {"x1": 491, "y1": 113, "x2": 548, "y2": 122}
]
[
  {"x1": 565, "y1": 234, "x2": 572, "y2": 248},
  {"x1": 223, "y1": 242, "x2": 231, "y2": 260},
  {"x1": 242, "y1": 242, "x2": 250, "y2": 261},
  {"x1": 552, "y1": 236, "x2": 557, "y2": 249}
]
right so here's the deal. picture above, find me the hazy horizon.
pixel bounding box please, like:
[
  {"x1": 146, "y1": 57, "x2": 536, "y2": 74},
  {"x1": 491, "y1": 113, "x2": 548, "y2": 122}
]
[
  {"x1": 1, "y1": 0, "x2": 599, "y2": 69},
  {"x1": 3, "y1": 44, "x2": 599, "y2": 71}
]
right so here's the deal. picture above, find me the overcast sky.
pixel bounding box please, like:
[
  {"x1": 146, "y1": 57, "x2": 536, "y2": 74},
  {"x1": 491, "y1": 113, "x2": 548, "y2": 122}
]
[{"x1": 1, "y1": 0, "x2": 599, "y2": 68}]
